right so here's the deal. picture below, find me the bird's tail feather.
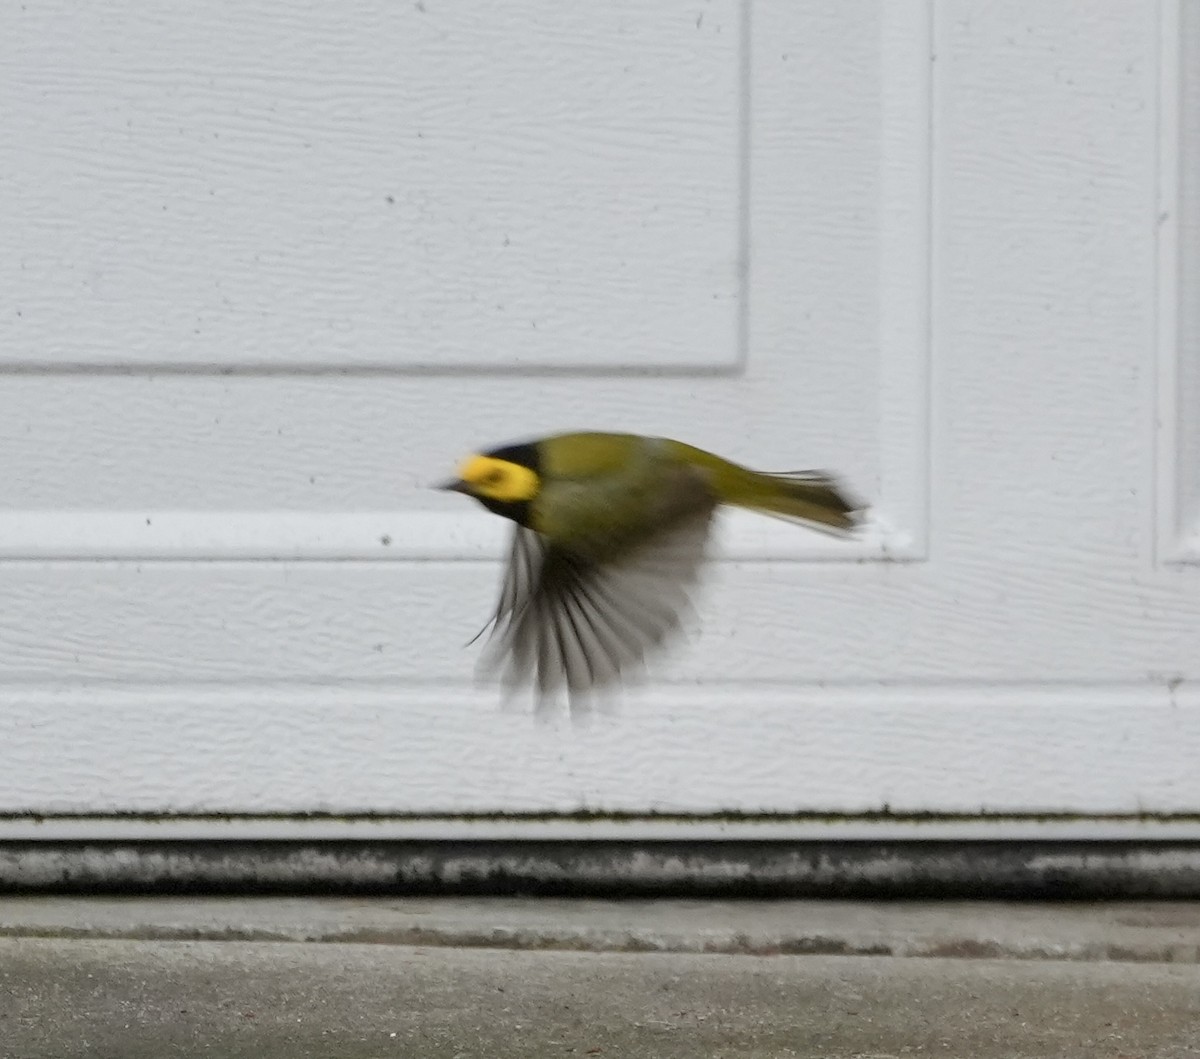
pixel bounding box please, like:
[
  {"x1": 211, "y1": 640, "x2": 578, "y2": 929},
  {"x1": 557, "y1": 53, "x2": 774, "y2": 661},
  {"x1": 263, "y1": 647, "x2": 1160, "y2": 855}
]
[{"x1": 742, "y1": 470, "x2": 863, "y2": 534}]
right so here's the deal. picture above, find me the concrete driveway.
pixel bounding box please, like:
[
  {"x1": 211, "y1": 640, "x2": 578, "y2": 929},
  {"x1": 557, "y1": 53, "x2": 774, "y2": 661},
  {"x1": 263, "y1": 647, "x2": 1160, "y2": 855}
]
[{"x1": 2, "y1": 898, "x2": 1199, "y2": 1058}]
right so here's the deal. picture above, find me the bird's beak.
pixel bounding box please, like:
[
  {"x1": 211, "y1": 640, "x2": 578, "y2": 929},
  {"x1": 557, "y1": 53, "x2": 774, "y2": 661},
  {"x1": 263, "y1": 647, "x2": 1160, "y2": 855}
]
[{"x1": 435, "y1": 478, "x2": 468, "y2": 493}]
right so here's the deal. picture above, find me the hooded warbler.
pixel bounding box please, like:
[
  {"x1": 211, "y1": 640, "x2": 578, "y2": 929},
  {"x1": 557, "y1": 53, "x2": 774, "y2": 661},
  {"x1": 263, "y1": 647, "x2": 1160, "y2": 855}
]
[{"x1": 441, "y1": 431, "x2": 861, "y2": 702}]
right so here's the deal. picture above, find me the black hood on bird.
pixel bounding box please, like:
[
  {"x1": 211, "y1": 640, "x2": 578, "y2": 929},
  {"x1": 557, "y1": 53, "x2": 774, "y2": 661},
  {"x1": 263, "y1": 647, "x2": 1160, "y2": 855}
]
[{"x1": 485, "y1": 440, "x2": 541, "y2": 475}]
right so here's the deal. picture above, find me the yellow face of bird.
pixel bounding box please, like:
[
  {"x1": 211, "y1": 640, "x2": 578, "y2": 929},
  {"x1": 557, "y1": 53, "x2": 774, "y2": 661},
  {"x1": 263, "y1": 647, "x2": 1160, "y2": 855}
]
[{"x1": 453, "y1": 454, "x2": 541, "y2": 504}]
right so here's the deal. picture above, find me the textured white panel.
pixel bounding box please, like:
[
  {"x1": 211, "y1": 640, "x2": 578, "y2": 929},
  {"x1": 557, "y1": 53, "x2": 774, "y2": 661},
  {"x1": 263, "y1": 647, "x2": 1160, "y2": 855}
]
[
  {"x1": 1, "y1": 684, "x2": 1198, "y2": 817},
  {"x1": 875, "y1": 0, "x2": 933, "y2": 559},
  {"x1": 3, "y1": 1, "x2": 1196, "y2": 827},
  {"x1": 1159, "y1": 0, "x2": 1200, "y2": 562},
  {"x1": 0, "y1": 508, "x2": 902, "y2": 562},
  {"x1": 0, "y1": 0, "x2": 742, "y2": 370},
  {"x1": 0, "y1": 1, "x2": 931, "y2": 563},
  {"x1": 0, "y1": 558, "x2": 1197, "y2": 688}
]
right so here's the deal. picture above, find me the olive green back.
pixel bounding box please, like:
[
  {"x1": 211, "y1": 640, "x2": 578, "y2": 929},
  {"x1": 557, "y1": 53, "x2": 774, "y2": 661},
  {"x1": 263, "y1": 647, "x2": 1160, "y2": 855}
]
[{"x1": 530, "y1": 433, "x2": 713, "y2": 562}]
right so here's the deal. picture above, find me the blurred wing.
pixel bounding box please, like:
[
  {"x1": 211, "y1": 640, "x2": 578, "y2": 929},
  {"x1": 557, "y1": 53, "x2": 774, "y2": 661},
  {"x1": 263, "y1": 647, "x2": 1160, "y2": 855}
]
[{"x1": 478, "y1": 507, "x2": 715, "y2": 702}]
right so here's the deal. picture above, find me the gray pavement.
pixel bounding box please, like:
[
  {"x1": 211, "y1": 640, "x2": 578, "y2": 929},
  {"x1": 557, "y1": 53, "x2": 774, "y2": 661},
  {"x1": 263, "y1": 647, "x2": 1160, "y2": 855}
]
[{"x1": 2, "y1": 898, "x2": 1200, "y2": 1058}]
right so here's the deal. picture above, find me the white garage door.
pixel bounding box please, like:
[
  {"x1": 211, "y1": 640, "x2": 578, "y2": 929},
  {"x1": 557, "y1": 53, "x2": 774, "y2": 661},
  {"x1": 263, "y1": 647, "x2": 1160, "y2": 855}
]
[{"x1": 2, "y1": 0, "x2": 1198, "y2": 840}]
